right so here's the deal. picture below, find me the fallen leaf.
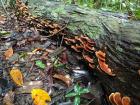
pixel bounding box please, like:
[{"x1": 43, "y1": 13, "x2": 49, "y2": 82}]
[
  {"x1": 31, "y1": 89, "x2": 51, "y2": 105},
  {"x1": 53, "y1": 74, "x2": 72, "y2": 87},
  {"x1": 3, "y1": 91, "x2": 15, "y2": 105},
  {"x1": 4, "y1": 48, "x2": 14, "y2": 60},
  {"x1": 0, "y1": 15, "x2": 6, "y2": 24},
  {"x1": 10, "y1": 68, "x2": 23, "y2": 86}
]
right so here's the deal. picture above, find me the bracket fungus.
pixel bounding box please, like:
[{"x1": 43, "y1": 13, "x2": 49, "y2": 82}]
[
  {"x1": 109, "y1": 92, "x2": 131, "y2": 105},
  {"x1": 95, "y1": 50, "x2": 115, "y2": 76},
  {"x1": 64, "y1": 35, "x2": 96, "y2": 69}
]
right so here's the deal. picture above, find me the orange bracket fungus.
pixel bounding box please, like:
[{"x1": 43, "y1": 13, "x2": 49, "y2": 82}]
[
  {"x1": 64, "y1": 35, "x2": 96, "y2": 69},
  {"x1": 95, "y1": 50, "x2": 115, "y2": 76},
  {"x1": 109, "y1": 92, "x2": 131, "y2": 105}
]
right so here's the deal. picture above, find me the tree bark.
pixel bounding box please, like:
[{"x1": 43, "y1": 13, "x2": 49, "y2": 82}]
[{"x1": 28, "y1": 1, "x2": 140, "y2": 104}]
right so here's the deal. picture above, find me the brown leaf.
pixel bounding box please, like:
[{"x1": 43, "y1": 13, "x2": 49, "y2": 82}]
[
  {"x1": 53, "y1": 74, "x2": 72, "y2": 87},
  {"x1": 3, "y1": 91, "x2": 14, "y2": 105},
  {"x1": 4, "y1": 48, "x2": 14, "y2": 60},
  {"x1": 0, "y1": 15, "x2": 6, "y2": 24}
]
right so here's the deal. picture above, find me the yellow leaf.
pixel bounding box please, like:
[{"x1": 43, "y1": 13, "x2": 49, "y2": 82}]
[
  {"x1": 31, "y1": 89, "x2": 51, "y2": 105},
  {"x1": 4, "y1": 47, "x2": 14, "y2": 60},
  {"x1": 10, "y1": 68, "x2": 23, "y2": 86}
]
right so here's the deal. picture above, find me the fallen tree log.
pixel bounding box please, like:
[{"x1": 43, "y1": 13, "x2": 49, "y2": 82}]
[{"x1": 27, "y1": 1, "x2": 140, "y2": 104}]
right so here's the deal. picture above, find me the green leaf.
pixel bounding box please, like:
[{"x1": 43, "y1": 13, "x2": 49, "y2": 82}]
[
  {"x1": 74, "y1": 96, "x2": 80, "y2": 105},
  {"x1": 35, "y1": 60, "x2": 46, "y2": 69},
  {"x1": 74, "y1": 84, "x2": 81, "y2": 93},
  {"x1": 65, "y1": 92, "x2": 77, "y2": 97},
  {"x1": 0, "y1": 31, "x2": 11, "y2": 36},
  {"x1": 79, "y1": 88, "x2": 90, "y2": 94},
  {"x1": 134, "y1": 8, "x2": 140, "y2": 20}
]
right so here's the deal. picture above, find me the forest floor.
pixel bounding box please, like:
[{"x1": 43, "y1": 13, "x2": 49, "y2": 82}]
[{"x1": 0, "y1": 5, "x2": 110, "y2": 105}]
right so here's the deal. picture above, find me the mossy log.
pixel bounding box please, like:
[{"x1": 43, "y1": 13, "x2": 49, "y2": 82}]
[{"x1": 28, "y1": 1, "x2": 140, "y2": 104}]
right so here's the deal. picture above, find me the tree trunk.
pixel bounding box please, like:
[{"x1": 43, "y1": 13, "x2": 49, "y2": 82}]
[{"x1": 28, "y1": 1, "x2": 140, "y2": 104}]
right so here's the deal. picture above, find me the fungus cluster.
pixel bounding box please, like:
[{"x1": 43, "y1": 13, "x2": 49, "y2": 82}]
[
  {"x1": 109, "y1": 92, "x2": 131, "y2": 105},
  {"x1": 64, "y1": 35, "x2": 96, "y2": 69},
  {"x1": 95, "y1": 50, "x2": 115, "y2": 76}
]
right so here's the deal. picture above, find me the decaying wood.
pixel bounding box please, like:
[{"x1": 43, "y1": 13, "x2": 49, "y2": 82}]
[{"x1": 21, "y1": 0, "x2": 140, "y2": 104}]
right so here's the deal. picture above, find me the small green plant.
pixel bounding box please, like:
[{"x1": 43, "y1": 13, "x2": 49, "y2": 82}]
[
  {"x1": 53, "y1": 58, "x2": 65, "y2": 68},
  {"x1": 65, "y1": 84, "x2": 90, "y2": 105},
  {"x1": 35, "y1": 60, "x2": 46, "y2": 69}
]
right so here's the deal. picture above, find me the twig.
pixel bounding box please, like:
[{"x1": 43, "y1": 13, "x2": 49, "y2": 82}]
[
  {"x1": 86, "y1": 98, "x2": 95, "y2": 105},
  {"x1": 60, "y1": 35, "x2": 64, "y2": 47}
]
